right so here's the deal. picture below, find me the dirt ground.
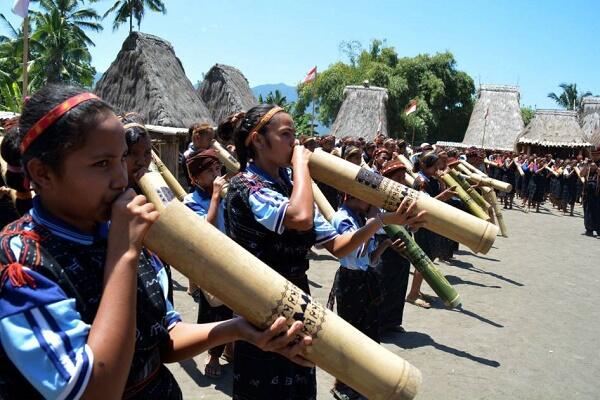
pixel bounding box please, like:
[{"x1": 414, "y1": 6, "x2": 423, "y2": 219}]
[{"x1": 166, "y1": 202, "x2": 600, "y2": 399}]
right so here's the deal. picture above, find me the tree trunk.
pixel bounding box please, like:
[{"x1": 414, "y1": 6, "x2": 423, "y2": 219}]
[{"x1": 129, "y1": 0, "x2": 133, "y2": 33}]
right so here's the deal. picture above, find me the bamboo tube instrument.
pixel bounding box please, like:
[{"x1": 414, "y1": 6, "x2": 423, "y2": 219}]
[
  {"x1": 397, "y1": 154, "x2": 416, "y2": 187},
  {"x1": 460, "y1": 159, "x2": 486, "y2": 176},
  {"x1": 544, "y1": 165, "x2": 559, "y2": 178},
  {"x1": 481, "y1": 186, "x2": 507, "y2": 237},
  {"x1": 209, "y1": 141, "x2": 337, "y2": 220},
  {"x1": 439, "y1": 173, "x2": 490, "y2": 221},
  {"x1": 515, "y1": 161, "x2": 525, "y2": 177},
  {"x1": 455, "y1": 163, "x2": 512, "y2": 193},
  {"x1": 211, "y1": 139, "x2": 241, "y2": 172},
  {"x1": 138, "y1": 171, "x2": 422, "y2": 400},
  {"x1": 448, "y1": 169, "x2": 492, "y2": 211},
  {"x1": 151, "y1": 150, "x2": 187, "y2": 200},
  {"x1": 384, "y1": 224, "x2": 461, "y2": 308},
  {"x1": 308, "y1": 151, "x2": 498, "y2": 254},
  {"x1": 574, "y1": 166, "x2": 586, "y2": 184}
]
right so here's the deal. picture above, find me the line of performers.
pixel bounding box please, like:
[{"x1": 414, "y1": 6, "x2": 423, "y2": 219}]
[
  {"x1": 1, "y1": 83, "x2": 596, "y2": 400},
  {"x1": 481, "y1": 152, "x2": 600, "y2": 235}
]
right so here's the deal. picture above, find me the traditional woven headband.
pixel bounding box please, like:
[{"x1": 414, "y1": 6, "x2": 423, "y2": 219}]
[
  {"x1": 244, "y1": 106, "x2": 284, "y2": 147},
  {"x1": 123, "y1": 122, "x2": 148, "y2": 132},
  {"x1": 20, "y1": 92, "x2": 100, "y2": 154}
]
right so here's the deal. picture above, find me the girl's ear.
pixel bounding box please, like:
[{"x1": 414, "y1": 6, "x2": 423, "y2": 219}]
[{"x1": 26, "y1": 158, "x2": 55, "y2": 190}]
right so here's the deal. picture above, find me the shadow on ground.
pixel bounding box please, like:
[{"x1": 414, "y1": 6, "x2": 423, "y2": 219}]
[
  {"x1": 178, "y1": 358, "x2": 233, "y2": 397},
  {"x1": 382, "y1": 331, "x2": 501, "y2": 368}
]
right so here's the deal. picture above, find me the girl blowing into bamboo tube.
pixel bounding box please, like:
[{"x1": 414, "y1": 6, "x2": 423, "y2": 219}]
[
  {"x1": 0, "y1": 84, "x2": 315, "y2": 399},
  {"x1": 182, "y1": 148, "x2": 233, "y2": 378},
  {"x1": 226, "y1": 104, "x2": 424, "y2": 399}
]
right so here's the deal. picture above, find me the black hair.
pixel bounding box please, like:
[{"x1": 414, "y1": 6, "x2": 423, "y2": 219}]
[
  {"x1": 1, "y1": 125, "x2": 33, "y2": 215},
  {"x1": 216, "y1": 113, "x2": 240, "y2": 145},
  {"x1": 233, "y1": 104, "x2": 278, "y2": 171},
  {"x1": 17, "y1": 84, "x2": 113, "y2": 177},
  {"x1": 413, "y1": 151, "x2": 439, "y2": 173},
  {"x1": 120, "y1": 112, "x2": 149, "y2": 149}
]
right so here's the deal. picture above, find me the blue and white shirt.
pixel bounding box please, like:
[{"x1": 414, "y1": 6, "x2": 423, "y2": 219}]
[
  {"x1": 183, "y1": 187, "x2": 226, "y2": 233},
  {"x1": 0, "y1": 198, "x2": 180, "y2": 399},
  {"x1": 330, "y1": 205, "x2": 376, "y2": 271},
  {"x1": 244, "y1": 163, "x2": 338, "y2": 247}
]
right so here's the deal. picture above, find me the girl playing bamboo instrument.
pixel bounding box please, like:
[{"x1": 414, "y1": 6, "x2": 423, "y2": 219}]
[
  {"x1": 0, "y1": 84, "x2": 313, "y2": 400},
  {"x1": 226, "y1": 104, "x2": 425, "y2": 399}
]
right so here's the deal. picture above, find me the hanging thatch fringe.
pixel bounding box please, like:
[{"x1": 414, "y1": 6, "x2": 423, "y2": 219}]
[
  {"x1": 462, "y1": 84, "x2": 524, "y2": 151},
  {"x1": 517, "y1": 109, "x2": 592, "y2": 148},
  {"x1": 330, "y1": 85, "x2": 388, "y2": 140},
  {"x1": 581, "y1": 96, "x2": 600, "y2": 148},
  {"x1": 95, "y1": 32, "x2": 213, "y2": 128},
  {"x1": 199, "y1": 64, "x2": 258, "y2": 125}
]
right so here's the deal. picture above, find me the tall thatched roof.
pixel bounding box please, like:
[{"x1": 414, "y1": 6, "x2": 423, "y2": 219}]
[
  {"x1": 198, "y1": 64, "x2": 257, "y2": 125},
  {"x1": 517, "y1": 109, "x2": 591, "y2": 148},
  {"x1": 330, "y1": 85, "x2": 388, "y2": 140},
  {"x1": 95, "y1": 32, "x2": 213, "y2": 127},
  {"x1": 581, "y1": 97, "x2": 600, "y2": 148},
  {"x1": 462, "y1": 84, "x2": 523, "y2": 151}
]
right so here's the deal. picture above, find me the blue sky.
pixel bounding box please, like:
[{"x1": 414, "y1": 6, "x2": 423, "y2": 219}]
[{"x1": 2, "y1": 0, "x2": 600, "y2": 108}]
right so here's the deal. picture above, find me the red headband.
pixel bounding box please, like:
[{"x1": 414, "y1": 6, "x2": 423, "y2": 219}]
[{"x1": 20, "y1": 92, "x2": 100, "y2": 154}]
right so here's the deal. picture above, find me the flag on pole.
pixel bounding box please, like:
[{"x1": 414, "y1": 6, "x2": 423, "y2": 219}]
[
  {"x1": 404, "y1": 99, "x2": 418, "y2": 115},
  {"x1": 12, "y1": 0, "x2": 30, "y2": 18},
  {"x1": 302, "y1": 66, "x2": 317, "y2": 84}
]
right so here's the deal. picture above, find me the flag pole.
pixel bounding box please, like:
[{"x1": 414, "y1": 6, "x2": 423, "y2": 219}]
[
  {"x1": 310, "y1": 67, "x2": 316, "y2": 136},
  {"x1": 22, "y1": 15, "x2": 29, "y2": 99}
]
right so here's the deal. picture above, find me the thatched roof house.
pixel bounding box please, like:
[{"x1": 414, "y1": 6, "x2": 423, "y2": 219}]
[
  {"x1": 462, "y1": 84, "x2": 524, "y2": 151},
  {"x1": 198, "y1": 64, "x2": 257, "y2": 125},
  {"x1": 95, "y1": 32, "x2": 213, "y2": 127},
  {"x1": 581, "y1": 97, "x2": 600, "y2": 149},
  {"x1": 330, "y1": 85, "x2": 388, "y2": 140},
  {"x1": 517, "y1": 109, "x2": 591, "y2": 154}
]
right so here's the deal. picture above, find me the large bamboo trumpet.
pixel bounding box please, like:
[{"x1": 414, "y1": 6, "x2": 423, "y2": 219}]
[
  {"x1": 138, "y1": 171, "x2": 421, "y2": 400},
  {"x1": 308, "y1": 151, "x2": 498, "y2": 254},
  {"x1": 448, "y1": 169, "x2": 492, "y2": 211},
  {"x1": 211, "y1": 140, "x2": 241, "y2": 172},
  {"x1": 481, "y1": 187, "x2": 507, "y2": 237},
  {"x1": 439, "y1": 173, "x2": 490, "y2": 221},
  {"x1": 384, "y1": 224, "x2": 461, "y2": 308},
  {"x1": 544, "y1": 165, "x2": 559, "y2": 178},
  {"x1": 514, "y1": 161, "x2": 525, "y2": 177},
  {"x1": 455, "y1": 163, "x2": 512, "y2": 193},
  {"x1": 151, "y1": 150, "x2": 187, "y2": 200},
  {"x1": 574, "y1": 166, "x2": 586, "y2": 184}
]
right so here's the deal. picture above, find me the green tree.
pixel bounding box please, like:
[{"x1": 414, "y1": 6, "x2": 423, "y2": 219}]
[
  {"x1": 548, "y1": 83, "x2": 592, "y2": 111},
  {"x1": 258, "y1": 90, "x2": 315, "y2": 136},
  {"x1": 296, "y1": 39, "x2": 475, "y2": 143},
  {"x1": 520, "y1": 106, "x2": 535, "y2": 126},
  {"x1": 29, "y1": 0, "x2": 102, "y2": 86},
  {"x1": 103, "y1": 0, "x2": 166, "y2": 33}
]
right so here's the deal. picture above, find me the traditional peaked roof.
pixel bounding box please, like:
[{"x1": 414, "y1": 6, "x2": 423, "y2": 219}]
[
  {"x1": 581, "y1": 97, "x2": 600, "y2": 148},
  {"x1": 462, "y1": 84, "x2": 523, "y2": 151},
  {"x1": 517, "y1": 109, "x2": 591, "y2": 148},
  {"x1": 330, "y1": 85, "x2": 388, "y2": 140},
  {"x1": 198, "y1": 64, "x2": 257, "y2": 125},
  {"x1": 95, "y1": 32, "x2": 213, "y2": 128}
]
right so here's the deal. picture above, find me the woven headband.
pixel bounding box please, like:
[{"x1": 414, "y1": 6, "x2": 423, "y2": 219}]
[
  {"x1": 244, "y1": 106, "x2": 284, "y2": 147},
  {"x1": 20, "y1": 92, "x2": 100, "y2": 154},
  {"x1": 123, "y1": 122, "x2": 148, "y2": 132}
]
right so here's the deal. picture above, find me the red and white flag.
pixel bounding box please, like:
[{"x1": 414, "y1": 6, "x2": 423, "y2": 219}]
[
  {"x1": 12, "y1": 0, "x2": 30, "y2": 18},
  {"x1": 404, "y1": 99, "x2": 417, "y2": 115},
  {"x1": 302, "y1": 66, "x2": 317, "y2": 84}
]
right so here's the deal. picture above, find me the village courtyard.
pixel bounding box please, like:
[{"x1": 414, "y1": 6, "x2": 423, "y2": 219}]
[{"x1": 166, "y1": 202, "x2": 600, "y2": 400}]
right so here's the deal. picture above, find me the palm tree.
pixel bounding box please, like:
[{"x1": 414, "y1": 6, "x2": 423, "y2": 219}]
[
  {"x1": 548, "y1": 83, "x2": 593, "y2": 111},
  {"x1": 0, "y1": 14, "x2": 24, "y2": 87},
  {"x1": 103, "y1": 0, "x2": 166, "y2": 33},
  {"x1": 30, "y1": 0, "x2": 102, "y2": 85}
]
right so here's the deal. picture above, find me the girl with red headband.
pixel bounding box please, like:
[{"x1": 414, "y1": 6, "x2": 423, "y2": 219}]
[
  {"x1": 0, "y1": 84, "x2": 312, "y2": 399},
  {"x1": 226, "y1": 103, "x2": 424, "y2": 399}
]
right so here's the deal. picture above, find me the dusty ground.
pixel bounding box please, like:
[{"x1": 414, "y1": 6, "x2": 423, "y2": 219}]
[{"x1": 166, "y1": 202, "x2": 600, "y2": 399}]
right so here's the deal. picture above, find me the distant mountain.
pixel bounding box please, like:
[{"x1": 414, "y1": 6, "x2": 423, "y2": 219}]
[
  {"x1": 93, "y1": 71, "x2": 103, "y2": 87},
  {"x1": 251, "y1": 83, "x2": 298, "y2": 102}
]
